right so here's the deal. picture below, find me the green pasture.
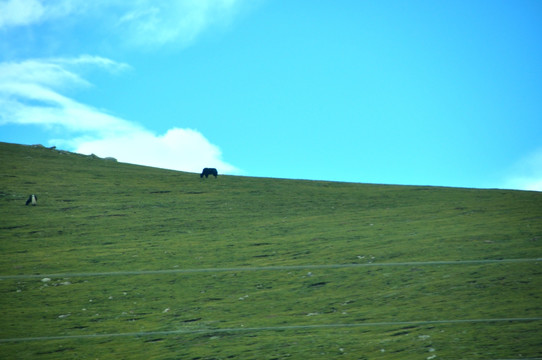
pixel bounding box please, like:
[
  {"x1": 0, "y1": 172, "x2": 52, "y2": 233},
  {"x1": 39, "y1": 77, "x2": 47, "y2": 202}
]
[{"x1": 1, "y1": 142, "x2": 541, "y2": 359}]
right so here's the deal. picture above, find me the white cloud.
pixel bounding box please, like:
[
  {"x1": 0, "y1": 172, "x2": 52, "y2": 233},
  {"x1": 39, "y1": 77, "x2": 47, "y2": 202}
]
[
  {"x1": 0, "y1": 0, "x2": 43, "y2": 27},
  {"x1": 74, "y1": 128, "x2": 238, "y2": 173},
  {"x1": 0, "y1": 56, "x2": 135, "y2": 135},
  {"x1": 0, "y1": 55, "x2": 129, "y2": 89},
  {"x1": 503, "y1": 148, "x2": 542, "y2": 192},
  {"x1": 0, "y1": 0, "x2": 81, "y2": 28},
  {"x1": 0, "y1": 56, "x2": 239, "y2": 174},
  {"x1": 116, "y1": 0, "x2": 248, "y2": 49},
  {"x1": 505, "y1": 178, "x2": 542, "y2": 192},
  {"x1": 0, "y1": 0, "x2": 254, "y2": 49}
]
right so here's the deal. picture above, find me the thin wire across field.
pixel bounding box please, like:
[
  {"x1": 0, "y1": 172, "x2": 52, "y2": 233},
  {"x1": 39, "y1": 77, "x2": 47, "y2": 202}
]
[
  {"x1": 1, "y1": 257, "x2": 541, "y2": 345},
  {"x1": 1, "y1": 317, "x2": 541, "y2": 343},
  {"x1": 1, "y1": 257, "x2": 540, "y2": 280}
]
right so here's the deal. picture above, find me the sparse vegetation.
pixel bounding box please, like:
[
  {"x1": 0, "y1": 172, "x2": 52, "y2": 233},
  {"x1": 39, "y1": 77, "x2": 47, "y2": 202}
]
[{"x1": 1, "y1": 142, "x2": 541, "y2": 359}]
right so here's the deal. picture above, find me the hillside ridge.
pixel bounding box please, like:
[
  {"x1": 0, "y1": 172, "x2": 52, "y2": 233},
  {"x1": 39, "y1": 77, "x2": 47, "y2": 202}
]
[{"x1": 1, "y1": 141, "x2": 541, "y2": 359}]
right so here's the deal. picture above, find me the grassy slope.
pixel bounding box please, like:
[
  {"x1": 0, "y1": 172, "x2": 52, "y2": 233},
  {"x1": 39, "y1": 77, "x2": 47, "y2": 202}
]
[{"x1": 0, "y1": 141, "x2": 541, "y2": 359}]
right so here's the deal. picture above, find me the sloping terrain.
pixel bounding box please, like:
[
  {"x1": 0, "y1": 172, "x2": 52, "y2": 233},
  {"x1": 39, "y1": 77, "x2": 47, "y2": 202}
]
[{"x1": 0, "y1": 142, "x2": 541, "y2": 359}]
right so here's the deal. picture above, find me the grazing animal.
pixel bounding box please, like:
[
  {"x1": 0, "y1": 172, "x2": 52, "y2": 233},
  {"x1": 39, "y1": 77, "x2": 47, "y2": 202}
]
[
  {"x1": 25, "y1": 194, "x2": 37, "y2": 206},
  {"x1": 200, "y1": 168, "x2": 218, "y2": 178}
]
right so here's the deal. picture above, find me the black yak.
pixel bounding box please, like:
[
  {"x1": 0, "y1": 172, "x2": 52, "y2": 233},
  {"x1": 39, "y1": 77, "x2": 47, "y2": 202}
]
[
  {"x1": 26, "y1": 194, "x2": 37, "y2": 206},
  {"x1": 200, "y1": 168, "x2": 218, "y2": 178}
]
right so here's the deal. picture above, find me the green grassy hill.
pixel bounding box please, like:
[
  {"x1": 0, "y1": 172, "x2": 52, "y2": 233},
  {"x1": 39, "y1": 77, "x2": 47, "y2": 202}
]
[{"x1": 1, "y1": 141, "x2": 541, "y2": 359}]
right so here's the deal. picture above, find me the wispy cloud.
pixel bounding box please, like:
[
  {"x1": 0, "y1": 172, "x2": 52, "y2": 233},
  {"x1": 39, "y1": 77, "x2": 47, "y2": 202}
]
[
  {"x1": 116, "y1": 0, "x2": 249, "y2": 49},
  {"x1": 0, "y1": 55, "x2": 129, "y2": 92},
  {"x1": 0, "y1": 56, "x2": 134, "y2": 134},
  {"x1": 0, "y1": 0, "x2": 80, "y2": 28},
  {"x1": 0, "y1": 56, "x2": 239, "y2": 173},
  {"x1": 0, "y1": 0, "x2": 43, "y2": 28},
  {"x1": 503, "y1": 148, "x2": 542, "y2": 192},
  {"x1": 0, "y1": 0, "x2": 253, "y2": 50}
]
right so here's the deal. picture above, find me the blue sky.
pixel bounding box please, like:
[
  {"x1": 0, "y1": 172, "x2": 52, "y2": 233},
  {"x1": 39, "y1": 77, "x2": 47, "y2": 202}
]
[{"x1": 1, "y1": 0, "x2": 541, "y2": 190}]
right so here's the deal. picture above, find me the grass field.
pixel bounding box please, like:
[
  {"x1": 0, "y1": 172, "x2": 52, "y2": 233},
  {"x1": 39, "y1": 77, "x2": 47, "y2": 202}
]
[{"x1": 1, "y1": 141, "x2": 541, "y2": 359}]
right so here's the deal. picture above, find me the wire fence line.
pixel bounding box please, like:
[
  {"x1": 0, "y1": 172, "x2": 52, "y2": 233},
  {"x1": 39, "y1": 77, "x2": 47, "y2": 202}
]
[
  {"x1": 1, "y1": 317, "x2": 542, "y2": 343},
  {"x1": 0, "y1": 258, "x2": 540, "y2": 280},
  {"x1": 1, "y1": 259, "x2": 541, "y2": 351}
]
